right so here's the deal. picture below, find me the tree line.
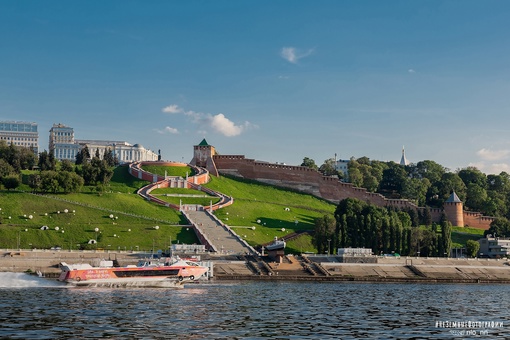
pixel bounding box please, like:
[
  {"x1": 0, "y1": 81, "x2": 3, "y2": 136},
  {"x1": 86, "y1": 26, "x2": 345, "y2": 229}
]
[
  {"x1": 314, "y1": 198, "x2": 453, "y2": 257},
  {"x1": 303, "y1": 156, "x2": 510, "y2": 221},
  {"x1": 0, "y1": 141, "x2": 117, "y2": 193}
]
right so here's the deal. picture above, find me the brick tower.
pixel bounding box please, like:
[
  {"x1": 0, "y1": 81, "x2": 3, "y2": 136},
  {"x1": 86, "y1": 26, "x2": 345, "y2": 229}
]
[
  {"x1": 190, "y1": 139, "x2": 218, "y2": 176},
  {"x1": 443, "y1": 191, "x2": 464, "y2": 227}
]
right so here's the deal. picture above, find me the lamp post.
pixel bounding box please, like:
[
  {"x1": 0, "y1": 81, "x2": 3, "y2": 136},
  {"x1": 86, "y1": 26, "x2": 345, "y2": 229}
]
[
  {"x1": 17, "y1": 229, "x2": 28, "y2": 250},
  {"x1": 327, "y1": 238, "x2": 331, "y2": 256}
]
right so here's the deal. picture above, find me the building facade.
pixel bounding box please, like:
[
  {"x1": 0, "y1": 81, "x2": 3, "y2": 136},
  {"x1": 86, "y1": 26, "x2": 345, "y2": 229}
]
[
  {"x1": 0, "y1": 121, "x2": 39, "y2": 153},
  {"x1": 335, "y1": 159, "x2": 350, "y2": 178},
  {"x1": 49, "y1": 123, "x2": 81, "y2": 160},
  {"x1": 49, "y1": 123, "x2": 158, "y2": 163},
  {"x1": 77, "y1": 140, "x2": 159, "y2": 163},
  {"x1": 478, "y1": 236, "x2": 510, "y2": 258}
]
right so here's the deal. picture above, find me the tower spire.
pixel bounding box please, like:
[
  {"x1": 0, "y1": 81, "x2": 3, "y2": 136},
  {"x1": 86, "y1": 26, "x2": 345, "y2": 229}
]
[{"x1": 400, "y1": 146, "x2": 409, "y2": 166}]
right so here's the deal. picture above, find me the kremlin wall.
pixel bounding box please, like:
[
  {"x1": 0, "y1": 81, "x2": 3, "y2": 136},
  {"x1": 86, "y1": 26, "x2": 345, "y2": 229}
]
[{"x1": 190, "y1": 139, "x2": 495, "y2": 230}]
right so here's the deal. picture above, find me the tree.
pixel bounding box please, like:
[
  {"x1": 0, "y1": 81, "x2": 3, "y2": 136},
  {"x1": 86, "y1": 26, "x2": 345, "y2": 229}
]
[
  {"x1": 301, "y1": 157, "x2": 318, "y2": 170},
  {"x1": 465, "y1": 183, "x2": 487, "y2": 212},
  {"x1": 40, "y1": 171, "x2": 60, "y2": 193},
  {"x1": 60, "y1": 159, "x2": 74, "y2": 172},
  {"x1": 411, "y1": 160, "x2": 446, "y2": 183},
  {"x1": 313, "y1": 215, "x2": 336, "y2": 254},
  {"x1": 57, "y1": 171, "x2": 84, "y2": 193},
  {"x1": 466, "y1": 240, "x2": 480, "y2": 258},
  {"x1": 347, "y1": 163, "x2": 363, "y2": 187},
  {"x1": 484, "y1": 217, "x2": 510, "y2": 238},
  {"x1": 103, "y1": 148, "x2": 116, "y2": 167},
  {"x1": 458, "y1": 167, "x2": 487, "y2": 189},
  {"x1": 440, "y1": 215, "x2": 452, "y2": 257},
  {"x1": 319, "y1": 158, "x2": 338, "y2": 176},
  {"x1": 76, "y1": 145, "x2": 91, "y2": 165},
  {"x1": 379, "y1": 162, "x2": 408, "y2": 198},
  {"x1": 2, "y1": 175, "x2": 20, "y2": 190},
  {"x1": 28, "y1": 173, "x2": 42, "y2": 192},
  {"x1": 0, "y1": 159, "x2": 15, "y2": 178}
]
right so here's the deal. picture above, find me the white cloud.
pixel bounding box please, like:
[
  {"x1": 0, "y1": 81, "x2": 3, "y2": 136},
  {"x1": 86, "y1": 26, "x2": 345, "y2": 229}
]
[
  {"x1": 476, "y1": 148, "x2": 510, "y2": 161},
  {"x1": 162, "y1": 105, "x2": 183, "y2": 114},
  {"x1": 280, "y1": 46, "x2": 314, "y2": 64},
  {"x1": 208, "y1": 113, "x2": 246, "y2": 137},
  {"x1": 161, "y1": 104, "x2": 255, "y2": 137},
  {"x1": 469, "y1": 161, "x2": 510, "y2": 175},
  {"x1": 155, "y1": 126, "x2": 179, "y2": 134},
  {"x1": 408, "y1": 69, "x2": 416, "y2": 73}
]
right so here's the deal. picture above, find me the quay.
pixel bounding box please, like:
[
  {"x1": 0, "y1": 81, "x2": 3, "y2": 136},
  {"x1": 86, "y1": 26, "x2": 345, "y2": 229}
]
[{"x1": 2, "y1": 249, "x2": 510, "y2": 284}]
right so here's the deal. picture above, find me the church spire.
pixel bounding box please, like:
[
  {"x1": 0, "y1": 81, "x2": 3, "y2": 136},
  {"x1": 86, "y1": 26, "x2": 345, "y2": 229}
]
[{"x1": 400, "y1": 146, "x2": 409, "y2": 166}]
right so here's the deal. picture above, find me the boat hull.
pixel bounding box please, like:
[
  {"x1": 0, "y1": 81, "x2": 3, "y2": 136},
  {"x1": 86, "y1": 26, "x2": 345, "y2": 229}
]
[{"x1": 58, "y1": 259, "x2": 208, "y2": 288}]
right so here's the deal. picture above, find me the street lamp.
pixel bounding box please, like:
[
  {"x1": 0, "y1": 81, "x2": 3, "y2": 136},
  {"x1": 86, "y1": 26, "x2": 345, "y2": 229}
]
[
  {"x1": 17, "y1": 229, "x2": 28, "y2": 250},
  {"x1": 327, "y1": 239, "x2": 331, "y2": 256}
]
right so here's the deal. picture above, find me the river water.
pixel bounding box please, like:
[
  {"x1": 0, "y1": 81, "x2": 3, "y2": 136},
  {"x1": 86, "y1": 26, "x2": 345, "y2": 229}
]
[{"x1": 0, "y1": 273, "x2": 508, "y2": 339}]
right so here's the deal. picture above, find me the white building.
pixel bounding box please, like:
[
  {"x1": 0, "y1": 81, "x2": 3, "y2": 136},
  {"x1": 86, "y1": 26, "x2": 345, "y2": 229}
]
[
  {"x1": 478, "y1": 236, "x2": 510, "y2": 258},
  {"x1": 337, "y1": 248, "x2": 373, "y2": 256},
  {"x1": 0, "y1": 121, "x2": 39, "y2": 153},
  {"x1": 49, "y1": 123, "x2": 81, "y2": 160},
  {"x1": 77, "y1": 140, "x2": 159, "y2": 163},
  {"x1": 49, "y1": 123, "x2": 158, "y2": 163},
  {"x1": 335, "y1": 159, "x2": 350, "y2": 177}
]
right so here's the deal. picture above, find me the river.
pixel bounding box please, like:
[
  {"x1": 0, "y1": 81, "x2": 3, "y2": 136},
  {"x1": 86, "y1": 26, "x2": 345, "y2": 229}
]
[{"x1": 0, "y1": 273, "x2": 508, "y2": 339}]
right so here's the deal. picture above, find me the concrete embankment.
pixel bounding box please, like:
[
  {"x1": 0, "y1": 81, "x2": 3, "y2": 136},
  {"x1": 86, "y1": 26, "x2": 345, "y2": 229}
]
[
  {"x1": 212, "y1": 255, "x2": 510, "y2": 284},
  {"x1": 0, "y1": 249, "x2": 143, "y2": 275},
  {"x1": 3, "y1": 250, "x2": 510, "y2": 284}
]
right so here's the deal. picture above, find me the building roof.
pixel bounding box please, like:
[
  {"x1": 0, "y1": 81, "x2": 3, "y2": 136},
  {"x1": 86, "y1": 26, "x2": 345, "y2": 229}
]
[
  {"x1": 446, "y1": 191, "x2": 462, "y2": 203},
  {"x1": 198, "y1": 138, "x2": 209, "y2": 146}
]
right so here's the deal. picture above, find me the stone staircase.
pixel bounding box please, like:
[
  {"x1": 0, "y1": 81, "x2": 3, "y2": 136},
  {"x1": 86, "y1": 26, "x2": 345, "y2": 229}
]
[{"x1": 185, "y1": 210, "x2": 254, "y2": 255}]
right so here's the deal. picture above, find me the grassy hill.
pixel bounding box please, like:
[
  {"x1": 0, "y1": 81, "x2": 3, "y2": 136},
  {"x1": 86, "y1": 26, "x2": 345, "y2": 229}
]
[{"x1": 1, "y1": 165, "x2": 485, "y2": 254}]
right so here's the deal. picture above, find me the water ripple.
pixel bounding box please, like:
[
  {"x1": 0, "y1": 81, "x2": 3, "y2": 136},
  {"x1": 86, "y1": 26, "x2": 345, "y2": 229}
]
[{"x1": 0, "y1": 279, "x2": 509, "y2": 339}]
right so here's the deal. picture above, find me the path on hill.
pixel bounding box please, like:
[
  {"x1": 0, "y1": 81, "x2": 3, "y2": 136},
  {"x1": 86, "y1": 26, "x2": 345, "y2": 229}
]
[
  {"x1": 184, "y1": 210, "x2": 253, "y2": 254},
  {"x1": 131, "y1": 163, "x2": 255, "y2": 255}
]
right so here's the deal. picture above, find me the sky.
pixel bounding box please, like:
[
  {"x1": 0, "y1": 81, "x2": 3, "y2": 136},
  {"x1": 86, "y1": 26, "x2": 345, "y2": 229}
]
[{"x1": 1, "y1": 1, "x2": 510, "y2": 174}]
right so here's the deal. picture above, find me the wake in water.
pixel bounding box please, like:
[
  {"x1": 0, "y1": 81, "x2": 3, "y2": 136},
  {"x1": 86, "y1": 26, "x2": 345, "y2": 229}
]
[{"x1": 0, "y1": 272, "x2": 66, "y2": 288}]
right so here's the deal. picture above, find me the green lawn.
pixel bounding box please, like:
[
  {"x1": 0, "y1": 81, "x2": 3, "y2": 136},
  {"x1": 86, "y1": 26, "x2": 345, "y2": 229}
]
[
  {"x1": 451, "y1": 226, "x2": 484, "y2": 248},
  {"x1": 141, "y1": 165, "x2": 194, "y2": 178},
  {"x1": 4, "y1": 165, "x2": 488, "y2": 254},
  {"x1": 204, "y1": 175, "x2": 336, "y2": 248},
  {"x1": 0, "y1": 191, "x2": 196, "y2": 251}
]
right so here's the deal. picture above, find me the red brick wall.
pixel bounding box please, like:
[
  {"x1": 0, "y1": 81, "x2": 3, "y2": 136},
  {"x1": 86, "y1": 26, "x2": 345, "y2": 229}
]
[{"x1": 213, "y1": 155, "x2": 494, "y2": 229}]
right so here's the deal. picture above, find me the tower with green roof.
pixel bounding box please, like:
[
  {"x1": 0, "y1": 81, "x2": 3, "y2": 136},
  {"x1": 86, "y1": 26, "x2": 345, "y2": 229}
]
[{"x1": 190, "y1": 138, "x2": 218, "y2": 176}]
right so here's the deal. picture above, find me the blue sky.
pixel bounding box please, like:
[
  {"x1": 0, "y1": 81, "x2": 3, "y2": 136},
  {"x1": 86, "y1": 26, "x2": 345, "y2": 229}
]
[{"x1": 2, "y1": 1, "x2": 510, "y2": 173}]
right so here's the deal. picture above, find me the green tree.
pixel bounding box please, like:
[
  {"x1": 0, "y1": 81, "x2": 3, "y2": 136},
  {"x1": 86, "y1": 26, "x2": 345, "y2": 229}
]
[
  {"x1": 103, "y1": 148, "x2": 116, "y2": 167},
  {"x1": 301, "y1": 157, "x2": 318, "y2": 170},
  {"x1": 28, "y1": 173, "x2": 42, "y2": 192},
  {"x1": 379, "y1": 162, "x2": 408, "y2": 198},
  {"x1": 440, "y1": 216, "x2": 452, "y2": 257},
  {"x1": 2, "y1": 175, "x2": 20, "y2": 190},
  {"x1": 458, "y1": 167, "x2": 487, "y2": 189},
  {"x1": 313, "y1": 214, "x2": 336, "y2": 254},
  {"x1": 40, "y1": 171, "x2": 60, "y2": 193},
  {"x1": 465, "y1": 183, "x2": 487, "y2": 212},
  {"x1": 484, "y1": 217, "x2": 510, "y2": 238},
  {"x1": 60, "y1": 159, "x2": 74, "y2": 172},
  {"x1": 0, "y1": 159, "x2": 15, "y2": 178},
  {"x1": 319, "y1": 158, "x2": 338, "y2": 176},
  {"x1": 466, "y1": 240, "x2": 480, "y2": 258}
]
